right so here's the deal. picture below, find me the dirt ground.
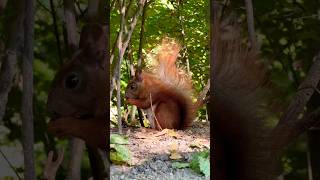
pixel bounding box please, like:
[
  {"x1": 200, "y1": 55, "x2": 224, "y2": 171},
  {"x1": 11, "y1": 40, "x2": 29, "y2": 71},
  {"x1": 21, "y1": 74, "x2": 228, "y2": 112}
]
[{"x1": 110, "y1": 121, "x2": 210, "y2": 180}]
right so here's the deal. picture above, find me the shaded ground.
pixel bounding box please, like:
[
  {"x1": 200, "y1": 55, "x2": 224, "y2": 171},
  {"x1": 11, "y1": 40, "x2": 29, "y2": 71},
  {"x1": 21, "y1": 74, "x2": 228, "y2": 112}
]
[{"x1": 110, "y1": 121, "x2": 210, "y2": 180}]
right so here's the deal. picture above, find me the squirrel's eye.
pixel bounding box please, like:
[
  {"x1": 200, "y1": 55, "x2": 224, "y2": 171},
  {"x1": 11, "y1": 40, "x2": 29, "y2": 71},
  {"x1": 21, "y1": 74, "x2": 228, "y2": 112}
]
[
  {"x1": 65, "y1": 73, "x2": 80, "y2": 89},
  {"x1": 130, "y1": 84, "x2": 136, "y2": 90}
]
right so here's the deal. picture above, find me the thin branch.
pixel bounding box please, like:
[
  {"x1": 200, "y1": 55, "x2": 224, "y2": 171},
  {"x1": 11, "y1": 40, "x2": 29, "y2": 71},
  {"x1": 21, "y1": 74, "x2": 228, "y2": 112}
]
[
  {"x1": 66, "y1": 139, "x2": 85, "y2": 180},
  {"x1": 115, "y1": 0, "x2": 126, "y2": 133},
  {"x1": 63, "y1": 0, "x2": 78, "y2": 54},
  {"x1": 36, "y1": 0, "x2": 51, "y2": 12},
  {"x1": 135, "y1": 1, "x2": 150, "y2": 127},
  {"x1": 62, "y1": 1, "x2": 86, "y2": 180},
  {"x1": 110, "y1": 0, "x2": 134, "y2": 65},
  {"x1": 0, "y1": 51, "x2": 17, "y2": 122},
  {"x1": 0, "y1": 148, "x2": 22, "y2": 180},
  {"x1": 122, "y1": 0, "x2": 146, "y2": 50},
  {"x1": 110, "y1": 0, "x2": 117, "y2": 11},
  {"x1": 176, "y1": 1, "x2": 190, "y2": 72},
  {"x1": 270, "y1": 54, "x2": 320, "y2": 151},
  {"x1": 294, "y1": 107, "x2": 320, "y2": 137},
  {"x1": 110, "y1": 0, "x2": 147, "y2": 99},
  {"x1": 75, "y1": 0, "x2": 85, "y2": 15},
  {"x1": 137, "y1": 0, "x2": 148, "y2": 68},
  {"x1": 49, "y1": 0, "x2": 63, "y2": 65},
  {"x1": 113, "y1": 0, "x2": 147, "y2": 133},
  {"x1": 196, "y1": 79, "x2": 210, "y2": 108},
  {"x1": 244, "y1": 0, "x2": 256, "y2": 49}
]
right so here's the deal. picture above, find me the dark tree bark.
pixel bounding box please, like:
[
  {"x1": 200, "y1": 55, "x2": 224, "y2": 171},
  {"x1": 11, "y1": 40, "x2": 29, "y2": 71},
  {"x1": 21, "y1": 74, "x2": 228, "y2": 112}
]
[
  {"x1": 0, "y1": 0, "x2": 24, "y2": 122},
  {"x1": 306, "y1": 82, "x2": 320, "y2": 179},
  {"x1": 244, "y1": 0, "x2": 256, "y2": 49},
  {"x1": 308, "y1": 128, "x2": 320, "y2": 180},
  {"x1": 270, "y1": 55, "x2": 320, "y2": 152},
  {"x1": 104, "y1": 0, "x2": 110, "y2": 175},
  {"x1": 21, "y1": 0, "x2": 35, "y2": 179}
]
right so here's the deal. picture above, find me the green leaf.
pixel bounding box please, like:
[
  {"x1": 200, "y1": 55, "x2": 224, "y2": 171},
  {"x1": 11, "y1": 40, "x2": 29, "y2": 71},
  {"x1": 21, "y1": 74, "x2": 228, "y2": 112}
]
[
  {"x1": 110, "y1": 144, "x2": 132, "y2": 165},
  {"x1": 172, "y1": 162, "x2": 190, "y2": 169},
  {"x1": 190, "y1": 150, "x2": 210, "y2": 177},
  {"x1": 198, "y1": 156, "x2": 210, "y2": 177},
  {"x1": 110, "y1": 134, "x2": 129, "y2": 144}
]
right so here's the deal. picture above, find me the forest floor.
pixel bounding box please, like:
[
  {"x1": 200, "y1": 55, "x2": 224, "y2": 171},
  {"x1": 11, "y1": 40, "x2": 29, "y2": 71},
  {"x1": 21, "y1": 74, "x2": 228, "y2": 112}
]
[{"x1": 110, "y1": 121, "x2": 210, "y2": 180}]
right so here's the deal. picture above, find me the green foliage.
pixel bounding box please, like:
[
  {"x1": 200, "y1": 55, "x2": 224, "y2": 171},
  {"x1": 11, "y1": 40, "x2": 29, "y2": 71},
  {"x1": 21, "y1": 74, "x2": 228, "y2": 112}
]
[
  {"x1": 171, "y1": 150, "x2": 210, "y2": 177},
  {"x1": 110, "y1": 133, "x2": 129, "y2": 145},
  {"x1": 110, "y1": 134, "x2": 132, "y2": 165},
  {"x1": 172, "y1": 162, "x2": 190, "y2": 169},
  {"x1": 189, "y1": 150, "x2": 210, "y2": 177}
]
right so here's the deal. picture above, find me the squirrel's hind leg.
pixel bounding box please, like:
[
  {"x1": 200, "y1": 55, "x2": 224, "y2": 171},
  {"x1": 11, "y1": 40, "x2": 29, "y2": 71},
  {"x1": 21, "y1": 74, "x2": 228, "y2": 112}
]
[{"x1": 154, "y1": 101, "x2": 180, "y2": 130}]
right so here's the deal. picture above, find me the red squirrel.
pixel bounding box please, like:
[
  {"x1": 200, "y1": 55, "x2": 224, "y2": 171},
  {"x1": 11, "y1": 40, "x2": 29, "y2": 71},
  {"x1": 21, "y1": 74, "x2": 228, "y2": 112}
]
[
  {"x1": 47, "y1": 24, "x2": 107, "y2": 150},
  {"x1": 125, "y1": 39, "x2": 195, "y2": 130},
  {"x1": 211, "y1": 12, "x2": 282, "y2": 179}
]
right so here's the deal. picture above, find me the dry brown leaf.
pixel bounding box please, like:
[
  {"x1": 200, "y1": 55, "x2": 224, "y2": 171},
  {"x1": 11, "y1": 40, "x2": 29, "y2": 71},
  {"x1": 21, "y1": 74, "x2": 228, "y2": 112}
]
[
  {"x1": 190, "y1": 139, "x2": 203, "y2": 149},
  {"x1": 169, "y1": 142, "x2": 178, "y2": 152},
  {"x1": 170, "y1": 151, "x2": 182, "y2": 160},
  {"x1": 167, "y1": 129, "x2": 178, "y2": 138}
]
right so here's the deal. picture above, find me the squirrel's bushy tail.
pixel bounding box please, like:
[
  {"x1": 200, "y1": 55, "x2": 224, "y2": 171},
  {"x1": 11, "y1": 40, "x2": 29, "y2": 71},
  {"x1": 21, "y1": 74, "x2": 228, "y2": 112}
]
[
  {"x1": 214, "y1": 17, "x2": 270, "y2": 134},
  {"x1": 213, "y1": 15, "x2": 277, "y2": 179},
  {"x1": 147, "y1": 38, "x2": 195, "y2": 128},
  {"x1": 150, "y1": 38, "x2": 193, "y2": 96}
]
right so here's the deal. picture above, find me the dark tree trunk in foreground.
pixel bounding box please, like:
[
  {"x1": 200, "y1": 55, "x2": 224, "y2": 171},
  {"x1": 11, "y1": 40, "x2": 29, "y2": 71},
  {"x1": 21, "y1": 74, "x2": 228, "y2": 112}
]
[
  {"x1": 21, "y1": 0, "x2": 35, "y2": 179},
  {"x1": 308, "y1": 128, "x2": 320, "y2": 180},
  {"x1": 211, "y1": 1, "x2": 320, "y2": 179}
]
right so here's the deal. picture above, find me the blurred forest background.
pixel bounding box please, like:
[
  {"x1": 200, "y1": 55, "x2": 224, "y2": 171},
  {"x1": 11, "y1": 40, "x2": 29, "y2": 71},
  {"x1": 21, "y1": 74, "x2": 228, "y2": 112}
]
[{"x1": 0, "y1": 0, "x2": 319, "y2": 179}]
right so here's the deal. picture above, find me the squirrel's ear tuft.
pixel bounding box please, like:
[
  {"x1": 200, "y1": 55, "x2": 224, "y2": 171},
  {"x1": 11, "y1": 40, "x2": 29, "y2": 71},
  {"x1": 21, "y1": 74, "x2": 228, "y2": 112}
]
[
  {"x1": 79, "y1": 23, "x2": 106, "y2": 50},
  {"x1": 135, "y1": 69, "x2": 143, "y2": 81},
  {"x1": 79, "y1": 23, "x2": 107, "y2": 69}
]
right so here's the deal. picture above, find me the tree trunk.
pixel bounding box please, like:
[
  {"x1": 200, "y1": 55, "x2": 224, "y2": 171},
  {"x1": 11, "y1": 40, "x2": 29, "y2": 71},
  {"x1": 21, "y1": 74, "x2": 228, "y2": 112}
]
[
  {"x1": 21, "y1": 0, "x2": 35, "y2": 179},
  {"x1": 0, "y1": 0, "x2": 24, "y2": 122},
  {"x1": 66, "y1": 139, "x2": 85, "y2": 180},
  {"x1": 307, "y1": 128, "x2": 320, "y2": 180}
]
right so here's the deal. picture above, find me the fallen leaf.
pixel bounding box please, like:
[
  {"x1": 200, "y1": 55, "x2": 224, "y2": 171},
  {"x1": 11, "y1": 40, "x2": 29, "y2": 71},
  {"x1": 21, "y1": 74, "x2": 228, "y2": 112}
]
[
  {"x1": 167, "y1": 129, "x2": 178, "y2": 138},
  {"x1": 169, "y1": 142, "x2": 178, "y2": 152},
  {"x1": 170, "y1": 151, "x2": 182, "y2": 160}
]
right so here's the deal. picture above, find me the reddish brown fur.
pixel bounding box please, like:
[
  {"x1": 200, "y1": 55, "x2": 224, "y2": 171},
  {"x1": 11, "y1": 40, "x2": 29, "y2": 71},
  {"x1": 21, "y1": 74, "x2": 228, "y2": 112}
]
[
  {"x1": 126, "y1": 39, "x2": 194, "y2": 130},
  {"x1": 47, "y1": 117, "x2": 106, "y2": 149},
  {"x1": 47, "y1": 24, "x2": 107, "y2": 150}
]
